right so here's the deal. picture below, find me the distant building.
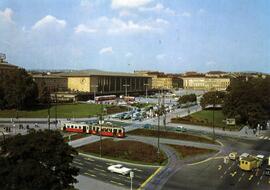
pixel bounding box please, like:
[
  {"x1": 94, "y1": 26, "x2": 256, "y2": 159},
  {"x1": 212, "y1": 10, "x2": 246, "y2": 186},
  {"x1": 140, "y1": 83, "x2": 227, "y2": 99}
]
[
  {"x1": 62, "y1": 70, "x2": 152, "y2": 94},
  {"x1": 0, "y1": 53, "x2": 19, "y2": 79},
  {"x1": 134, "y1": 71, "x2": 183, "y2": 90},
  {"x1": 206, "y1": 71, "x2": 228, "y2": 78},
  {"x1": 32, "y1": 73, "x2": 68, "y2": 96},
  {"x1": 182, "y1": 77, "x2": 230, "y2": 91}
]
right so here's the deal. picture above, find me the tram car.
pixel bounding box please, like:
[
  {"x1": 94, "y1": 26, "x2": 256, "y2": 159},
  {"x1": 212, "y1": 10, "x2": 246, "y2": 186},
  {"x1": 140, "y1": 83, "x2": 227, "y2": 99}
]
[{"x1": 61, "y1": 121, "x2": 125, "y2": 138}]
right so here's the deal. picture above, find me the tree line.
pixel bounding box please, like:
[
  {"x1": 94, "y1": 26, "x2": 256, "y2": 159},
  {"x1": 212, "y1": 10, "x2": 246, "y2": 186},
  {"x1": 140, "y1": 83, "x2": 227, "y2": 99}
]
[
  {"x1": 0, "y1": 69, "x2": 38, "y2": 110},
  {"x1": 200, "y1": 76, "x2": 270, "y2": 128}
]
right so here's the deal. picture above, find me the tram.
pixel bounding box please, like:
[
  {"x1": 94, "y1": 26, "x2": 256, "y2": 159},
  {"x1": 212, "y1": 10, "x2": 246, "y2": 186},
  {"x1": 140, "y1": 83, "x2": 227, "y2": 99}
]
[{"x1": 61, "y1": 121, "x2": 125, "y2": 138}]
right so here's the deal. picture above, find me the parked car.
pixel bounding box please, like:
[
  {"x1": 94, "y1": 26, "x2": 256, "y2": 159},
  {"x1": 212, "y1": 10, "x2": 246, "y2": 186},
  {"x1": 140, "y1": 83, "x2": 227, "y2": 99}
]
[
  {"x1": 107, "y1": 164, "x2": 131, "y2": 175},
  {"x1": 176, "y1": 126, "x2": 187, "y2": 132},
  {"x1": 229, "y1": 152, "x2": 238, "y2": 160}
]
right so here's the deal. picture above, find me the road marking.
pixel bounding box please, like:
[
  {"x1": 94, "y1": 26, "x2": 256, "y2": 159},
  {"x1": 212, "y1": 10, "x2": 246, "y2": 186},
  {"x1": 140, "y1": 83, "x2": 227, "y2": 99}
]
[
  {"x1": 249, "y1": 174, "x2": 253, "y2": 181},
  {"x1": 94, "y1": 167, "x2": 106, "y2": 172},
  {"x1": 138, "y1": 167, "x2": 163, "y2": 190},
  {"x1": 238, "y1": 177, "x2": 242, "y2": 182},
  {"x1": 224, "y1": 171, "x2": 227, "y2": 175},
  {"x1": 133, "y1": 168, "x2": 143, "y2": 172},
  {"x1": 83, "y1": 157, "x2": 94, "y2": 162},
  {"x1": 230, "y1": 171, "x2": 237, "y2": 177},
  {"x1": 84, "y1": 172, "x2": 96, "y2": 177},
  {"x1": 110, "y1": 180, "x2": 124, "y2": 186},
  {"x1": 264, "y1": 137, "x2": 268, "y2": 140},
  {"x1": 218, "y1": 165, "x2": 222, "y2": 170},
  {"x1": 259, "y1": 136, "x2": 264, "y2": 139},
  {"x1": 73, "y1": 161, "x2": 83, "y2": 165},
  {"x1": 220, "y1": 175, "x2": 223, "y2": 179},
  {"x1": 95, "y1": 164, "x2": 104, "y2": 168}
]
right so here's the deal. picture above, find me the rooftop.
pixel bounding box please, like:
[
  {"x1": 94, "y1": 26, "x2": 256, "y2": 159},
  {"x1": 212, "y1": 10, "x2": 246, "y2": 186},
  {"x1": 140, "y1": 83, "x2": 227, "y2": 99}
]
[{"x1": 61, "y1": 69, "x2": 151, "y2": 78}]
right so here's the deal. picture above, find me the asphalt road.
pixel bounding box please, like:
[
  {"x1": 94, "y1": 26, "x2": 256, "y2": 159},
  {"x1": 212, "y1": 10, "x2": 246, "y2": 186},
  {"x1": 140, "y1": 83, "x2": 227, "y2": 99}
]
[
  {"x1": 162, "y1": 158, "x2": 270, "y2": 190},
  {"x1": 72, "y1": 154, "x2": 159, "y2": 189}
]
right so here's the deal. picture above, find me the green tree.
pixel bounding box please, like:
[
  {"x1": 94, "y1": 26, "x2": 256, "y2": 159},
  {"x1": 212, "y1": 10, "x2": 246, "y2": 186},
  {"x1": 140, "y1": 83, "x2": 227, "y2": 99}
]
[
  {"x1": 178, "y1": 94, "x2": 197, "y2": 105},
  {"x1": 200, "y1": 91, "x2": 226, "y2": 109},
  {"x1": 223, "y1": 76, "x2": 270, "y2": 128},
  {"x1": 0, "y1": 69, "x2": 38, "y2": 110},
  {"x1": 0, "y1": 130, "x2": 79, "y2": 190}
]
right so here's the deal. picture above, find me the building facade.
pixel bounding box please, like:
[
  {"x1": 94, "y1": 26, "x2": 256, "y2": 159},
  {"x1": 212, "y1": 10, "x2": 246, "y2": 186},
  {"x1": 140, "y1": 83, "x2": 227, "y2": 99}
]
[
  {"x1": 63, "y1": 70, "x2": 152, "y2": 94},
  {"x1": 182, "y1": 77, "x2": 230, "y2": 91},
  {"x1": 32, "y1": 74, "x2": 68, "y2": 96},
  {"x1": 134, "y1": 71, "x2": 182, "y2": 90},
  {"x1": 0, "y1": 53, "x2": 19, "y2": 79}
]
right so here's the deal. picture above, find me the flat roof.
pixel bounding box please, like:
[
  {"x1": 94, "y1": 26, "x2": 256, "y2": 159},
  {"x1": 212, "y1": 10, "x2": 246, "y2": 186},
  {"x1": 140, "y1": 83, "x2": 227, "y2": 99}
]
[{"x1": 61, "y1": 69, "x2": 151, "y2": 78}]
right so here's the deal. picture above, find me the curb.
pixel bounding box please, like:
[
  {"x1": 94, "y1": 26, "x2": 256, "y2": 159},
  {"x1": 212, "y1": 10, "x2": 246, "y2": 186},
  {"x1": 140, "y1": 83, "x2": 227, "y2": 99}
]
[{"x1": 78, "y1": 152, "x2": 161, "y2": 168}]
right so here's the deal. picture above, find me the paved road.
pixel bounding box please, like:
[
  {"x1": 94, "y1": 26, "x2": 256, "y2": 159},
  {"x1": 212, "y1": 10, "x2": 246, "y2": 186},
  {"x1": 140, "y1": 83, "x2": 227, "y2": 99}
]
[
  {"x1": 72, "y1": 153, "x2": 159, "y2": 189},
  {"x1": 162, "y1": 157, "x2": 270, "y2": 190}
]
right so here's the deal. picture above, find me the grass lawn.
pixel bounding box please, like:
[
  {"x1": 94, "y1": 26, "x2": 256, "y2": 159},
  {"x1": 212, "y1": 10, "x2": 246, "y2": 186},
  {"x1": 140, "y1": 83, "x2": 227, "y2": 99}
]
[
  {"x1": 166, "y1": 144, "x2": 217, "y2": 158},
  {"x1": 78, "y1": 139, "x2": 166, "y2": 165},
  {"x1": 0, "y1": 104, "x2": 128, "y2": 118},
  {"x1": 171, "y1": 110, "x2": 241, "y2": 131},
  {"x1": 127, "y1": 129, "x2": 217, "y2": 145}
]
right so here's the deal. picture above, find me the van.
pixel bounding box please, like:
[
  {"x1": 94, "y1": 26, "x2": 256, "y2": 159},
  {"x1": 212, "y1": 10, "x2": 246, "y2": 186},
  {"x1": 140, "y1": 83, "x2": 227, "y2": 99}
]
[
  {"x1": 239, "y1": 153, "x2": 250, "y2": 161},
  {"x1": 229, "y1": 152, "x2": 238, "y2": 160}
]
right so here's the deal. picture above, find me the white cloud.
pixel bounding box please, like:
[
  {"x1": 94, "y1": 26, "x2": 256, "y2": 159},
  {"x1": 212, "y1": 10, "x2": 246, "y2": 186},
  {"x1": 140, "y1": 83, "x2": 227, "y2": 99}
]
[
  {"x1": 74, "y1": 24, "x2": 97, "y2": 34},
  {"x1": 181, "y1": 12, "x2": 191, "y2": 17},
  {"x1": 111, "y1": 0, "x2": 152, "y2": 9},
  {"x1": 125, "y1": 52, "x2": 133, "y2": 57},
  {"x1": 155, "y1": 18, "x2": 169, "y2": 25},
  {"x1": 99, "y1": 47, "x2": 113, "y2": 55},
  {"x1": 0, "y1": 8, "x2": 14, "y2": 23},
  {"x1": 32, "y1": 15, "x2": 66, "y2": 30},
  {"x1": 107, "y1": 18, "x2": 153, "y2": 34},
  {"x1": 156, "y1": 54, "x2": 166, "y2": 60},
  {"x1": 139, "y1": 3, "x2": 175, "y2": 15},
  {"x1": 119, "y1": 10, "x2": 137, "y2": 17}
]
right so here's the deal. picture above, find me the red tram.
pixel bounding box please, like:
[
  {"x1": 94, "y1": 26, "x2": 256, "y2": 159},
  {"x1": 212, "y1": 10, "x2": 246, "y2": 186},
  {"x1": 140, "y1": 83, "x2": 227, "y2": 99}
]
[{"x1": 61, "y1": 121, "x2": 125, "y2": 138}]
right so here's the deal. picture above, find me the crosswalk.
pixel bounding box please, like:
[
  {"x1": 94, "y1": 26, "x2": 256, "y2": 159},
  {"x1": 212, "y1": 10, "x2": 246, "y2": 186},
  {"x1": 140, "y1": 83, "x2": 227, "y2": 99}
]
[{"x1": 259, "y1": 135, "x2": 270, "y2": 140}]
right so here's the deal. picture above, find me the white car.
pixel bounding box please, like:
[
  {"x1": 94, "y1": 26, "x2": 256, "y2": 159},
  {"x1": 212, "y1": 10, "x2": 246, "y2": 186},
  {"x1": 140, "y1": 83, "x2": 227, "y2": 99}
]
[{"x1": 107, "y1": 164, "x2": 132, "y2": 175}]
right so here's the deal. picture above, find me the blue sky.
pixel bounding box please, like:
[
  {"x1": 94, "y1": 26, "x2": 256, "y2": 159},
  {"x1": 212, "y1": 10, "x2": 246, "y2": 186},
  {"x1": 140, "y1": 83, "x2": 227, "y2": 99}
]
[{"x1": 0, "y1": 0, "x2": 269, "y2": 73}]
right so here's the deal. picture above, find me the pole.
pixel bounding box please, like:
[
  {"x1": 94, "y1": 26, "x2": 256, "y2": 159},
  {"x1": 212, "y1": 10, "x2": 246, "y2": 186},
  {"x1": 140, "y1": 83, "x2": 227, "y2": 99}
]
[
  {"x1": 55, "y1": 93, "x2": 58, "y2": 128},
  {"x1": 123, "y1": 84, "x2": 130, "y2": 97},
  {"x1": 48, "y1": 93, "x2": 51, "y2": 130},
  {"x1": 162, "y1": 90, "x2": 166, "y2": 131},
  {"x1": 212, "y1": 106, "x2": 215, "y2": 140},
  {"x1": 91, "y1": 85, "x2": 98, "y2": 101},
  {"x1": 99, "y1": 104, "x2": 103, "y2": 158},
  {"x1": 144, "y1": 83, "x2": 148, "y2": 99},
  {"x1": 157, "y1": 90, "x2": 161, "y2": 164}
]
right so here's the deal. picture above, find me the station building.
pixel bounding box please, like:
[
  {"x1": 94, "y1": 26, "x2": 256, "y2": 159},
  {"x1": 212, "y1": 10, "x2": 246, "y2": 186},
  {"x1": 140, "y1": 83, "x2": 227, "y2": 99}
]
[{"x1": 62, "y1": 70, "x2": 152, "y2": 95}]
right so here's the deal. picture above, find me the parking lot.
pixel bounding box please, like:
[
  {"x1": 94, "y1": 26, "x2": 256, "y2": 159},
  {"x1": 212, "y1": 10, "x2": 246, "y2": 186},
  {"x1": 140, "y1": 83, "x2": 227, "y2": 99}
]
[
  {"x1": 73, "y1": 154, "x2": 159, "y2": 189},
  {"x1": 163, "y1": 157, "x2": 270, "y2": 190}
]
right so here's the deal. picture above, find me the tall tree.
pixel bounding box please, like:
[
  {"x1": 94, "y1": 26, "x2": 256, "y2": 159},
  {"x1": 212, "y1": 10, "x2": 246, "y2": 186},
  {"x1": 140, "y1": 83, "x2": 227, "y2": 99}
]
[
  {"x1": 223, "y1": 76, "x2": 270, "y2": 128},
  {"x1": 200, "y1": 91, "x2": 226, "y2": 109},
  {"x1": 0, "y1": 69, "x2": 38, "y2": 110},
  {"x1": 0, "y1": 130, "x2": 79, "y2": 190}
]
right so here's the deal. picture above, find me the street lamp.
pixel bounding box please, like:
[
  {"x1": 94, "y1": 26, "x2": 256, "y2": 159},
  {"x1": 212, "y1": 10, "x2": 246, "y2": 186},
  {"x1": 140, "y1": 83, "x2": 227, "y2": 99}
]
[
  {"x1": 212, "y1": 95, "x2": 218, "y2": 141},
  {"x1": 144, "y1": 83, "x2": 149, "y2": 99},
  {"x1": 91, "y1": 85, "x2": 98, "y2": 101},
  {"x1": 130, "y1": 171, "x2": 134, "y2": 190},
  {"x1": 123, "y1": 84, "x2": 130, "y2": 97},
  {"x1": 157, "y1": 90, "x2": 161, "y2": 164}
]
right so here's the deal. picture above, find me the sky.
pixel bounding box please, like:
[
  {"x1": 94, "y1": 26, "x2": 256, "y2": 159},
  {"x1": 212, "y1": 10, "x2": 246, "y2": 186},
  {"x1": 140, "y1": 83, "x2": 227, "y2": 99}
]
[{"x1": 0, "y1": 0, "x2": 269, "y2": 73}]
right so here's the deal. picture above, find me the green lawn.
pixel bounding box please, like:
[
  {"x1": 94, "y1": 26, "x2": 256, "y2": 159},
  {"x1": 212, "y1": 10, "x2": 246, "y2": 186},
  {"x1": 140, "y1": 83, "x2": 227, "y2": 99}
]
[
  {"x1": 171, "y1": 110, "x2": 241, "y2": 130},
  {"x1": 0, "y1": 104, "x2": 127, "y2": 118}
]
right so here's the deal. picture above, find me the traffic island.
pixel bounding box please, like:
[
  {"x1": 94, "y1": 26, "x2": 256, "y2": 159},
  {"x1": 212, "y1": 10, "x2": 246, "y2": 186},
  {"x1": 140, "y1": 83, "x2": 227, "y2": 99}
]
[
  {"x1": 166, "y1": 144, "x2": 218, "y2": 159},
  {"x1": 127, "y1": 128, "x2": 217, "y2": 145},
  {"x1": 77, "y1": 139, "x2": 167, "y2": 165}
]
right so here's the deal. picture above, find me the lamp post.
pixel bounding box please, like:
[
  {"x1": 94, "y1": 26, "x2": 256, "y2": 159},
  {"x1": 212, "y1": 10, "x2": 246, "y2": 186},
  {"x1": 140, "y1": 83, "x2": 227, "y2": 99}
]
[
  {"x1": 54, "y1": 93, "x2": 58, "y2": 128},
  {"x1": 123, "y1": 84, "x2": 130, "y2": 97},
  {"x1": 91, "y1": 85, "x2": 98, "y2": 101},
  {"x1": 130, "y1": 171, "x2": 134, "y2": 190},
  {"x1": 157, "y1": 90, "x2": 161, "y2": 164},
  {"x1": 144, "y1": 83, "x2": 149, "y2": 99},
  {"x1": 212, "y1": 95, "x2": 218, "y2": 141}
]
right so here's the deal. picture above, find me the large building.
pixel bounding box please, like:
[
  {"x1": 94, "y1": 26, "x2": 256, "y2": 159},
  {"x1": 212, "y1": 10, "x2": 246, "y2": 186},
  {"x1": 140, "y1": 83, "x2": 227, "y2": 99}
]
[
  {"x1": 182, "y1": 77, "x2": 230, "y2": 91},
  {"x1": 134, "y1": 71, "x2": 182, "y2": 90},
  {"x1": 62, "y1": 70, "x2": 152, "y2": 95},
  {"x1": 32, "y1": 73, "x2": 68, "y2": 96},
  {"x1": 0, "y1": 53, "x2": 19, "y2": 79}
]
